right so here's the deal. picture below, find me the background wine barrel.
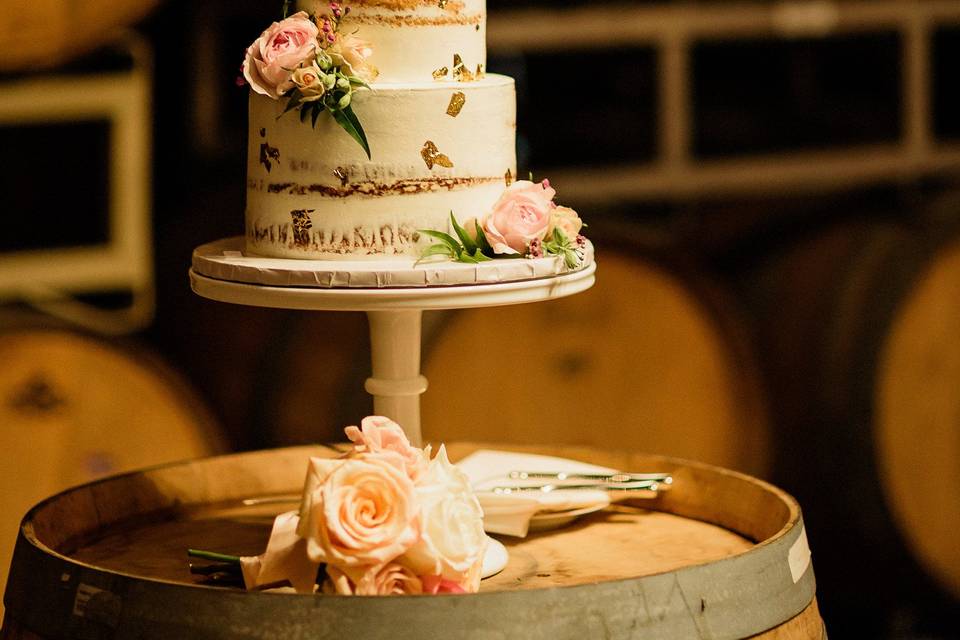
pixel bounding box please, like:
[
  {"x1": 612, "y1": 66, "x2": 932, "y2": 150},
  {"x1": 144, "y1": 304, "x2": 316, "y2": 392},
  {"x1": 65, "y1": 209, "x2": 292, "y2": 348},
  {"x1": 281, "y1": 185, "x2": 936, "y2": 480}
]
[
  {"x1": 733, "y1": 219, "x2": 960, "y2": 635},
  {"x1": 0, "y1": 0, "x2": 160, "y2": 72},
  {"x1": 421, "y1": 249, "x2": 771, "y2": 478},
  {"x1": 1, "y1": 443, "x2": 822, "y2": 639},
  {"x1": 0, "y1": 317, "x2": 224, "y2": 618}
]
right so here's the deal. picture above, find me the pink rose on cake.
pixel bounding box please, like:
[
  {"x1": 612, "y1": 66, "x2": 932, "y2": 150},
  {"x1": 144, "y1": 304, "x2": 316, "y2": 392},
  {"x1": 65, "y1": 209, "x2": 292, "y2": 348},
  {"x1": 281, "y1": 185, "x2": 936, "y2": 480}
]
[
  {"x1": 400, "y1": 446, "x2": 486, "y2": 591},
  {"x1": 481, "y1": 179, "x2": 556, "y2": 255},
  {"x1": 545, "y1": 205, "x2": 583, "y2": 242},
  {"x1": 328, "y1": 34, "x2": 379, "y2": 83},
  {"x1": 243, "y1": 11, "x2": 319, "y2": 99},
  {"x1": 297, "y1": 454, "x2": 421, "y2": 568},
  {"x1": 345, "y1": 416, "x2": 429, "y2": 481}
]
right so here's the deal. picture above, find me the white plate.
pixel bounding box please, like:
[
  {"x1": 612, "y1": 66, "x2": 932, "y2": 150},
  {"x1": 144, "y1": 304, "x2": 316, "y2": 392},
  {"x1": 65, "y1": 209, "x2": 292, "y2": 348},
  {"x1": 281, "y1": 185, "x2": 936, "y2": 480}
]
[
  {"x1": 527, "y1": 504, "x2": 609, "y2": 532},
  {"x1": 481, "y1": 535, "x2": 508, "y2": 579}
]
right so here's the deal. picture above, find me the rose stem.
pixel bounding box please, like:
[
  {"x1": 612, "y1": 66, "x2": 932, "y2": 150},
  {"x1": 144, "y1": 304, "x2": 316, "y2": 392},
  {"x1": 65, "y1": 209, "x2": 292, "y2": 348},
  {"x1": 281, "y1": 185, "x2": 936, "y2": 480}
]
[{"x1": 187, "y1": 549, "x2": 242, "y2": 564}]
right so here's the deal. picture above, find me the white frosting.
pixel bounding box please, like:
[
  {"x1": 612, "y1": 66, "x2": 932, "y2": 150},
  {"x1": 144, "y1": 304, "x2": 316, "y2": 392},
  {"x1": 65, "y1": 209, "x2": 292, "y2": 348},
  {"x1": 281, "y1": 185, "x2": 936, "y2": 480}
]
[
  {"x1": 245, "y1": 75, "x2": 516, "y2": 259},
  {"x1": 300, "y1": 0, "x2": 486, "y2": 82}
]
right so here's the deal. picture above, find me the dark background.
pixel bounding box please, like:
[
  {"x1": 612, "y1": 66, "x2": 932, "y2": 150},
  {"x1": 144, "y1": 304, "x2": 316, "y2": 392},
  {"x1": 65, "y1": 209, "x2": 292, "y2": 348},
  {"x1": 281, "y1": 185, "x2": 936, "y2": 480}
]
[{"x1": 4, "y1": 1, "x2": 960, "y2": 637}]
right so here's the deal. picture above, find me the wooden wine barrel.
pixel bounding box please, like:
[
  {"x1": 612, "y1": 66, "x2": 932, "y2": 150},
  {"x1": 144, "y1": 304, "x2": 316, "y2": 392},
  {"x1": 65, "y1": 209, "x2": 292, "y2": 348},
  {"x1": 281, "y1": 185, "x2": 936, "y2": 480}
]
[
  {"x1": 1, "y1": 444, "x2": 823, "y2": 639},
  {"x1": 0, "y1": 325, "x2": 224, "y2": 618},
  {"x1": 736, "y1": 219, "x2": 960, "y2": 631},
  {"x1": 422, "y1": 250, "x2": 771, "y2": 478},
  {"x1": 0, "y1": 0, "x2": 160, "y2": 72}
]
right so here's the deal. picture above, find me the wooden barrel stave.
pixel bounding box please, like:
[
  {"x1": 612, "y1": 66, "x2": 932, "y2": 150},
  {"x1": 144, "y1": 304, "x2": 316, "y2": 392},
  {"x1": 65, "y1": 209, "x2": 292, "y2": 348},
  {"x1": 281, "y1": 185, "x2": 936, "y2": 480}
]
[
  {"x1": 422, "y1": 251, "x2": 771, "y2": 479},
  {"x1": 3, "y1": 444, "x2": 820, "y2": 639},
  {"x1": 734, "y1": 219, "x2": 960, "y2": 633},
  {"x1": 0, "y1": 322, "x2": 225, "y2": 620}
]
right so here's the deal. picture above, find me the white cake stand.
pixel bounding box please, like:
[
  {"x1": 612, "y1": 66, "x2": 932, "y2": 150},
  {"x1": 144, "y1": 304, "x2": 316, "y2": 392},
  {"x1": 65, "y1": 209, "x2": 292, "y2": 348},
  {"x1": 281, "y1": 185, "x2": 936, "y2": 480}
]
[
  {"x1": 189, "y1": 236, "x2": 595, "y2": 579},
  {"x1": 189, "y1": 237, "x2": 596, "y2": 447}
]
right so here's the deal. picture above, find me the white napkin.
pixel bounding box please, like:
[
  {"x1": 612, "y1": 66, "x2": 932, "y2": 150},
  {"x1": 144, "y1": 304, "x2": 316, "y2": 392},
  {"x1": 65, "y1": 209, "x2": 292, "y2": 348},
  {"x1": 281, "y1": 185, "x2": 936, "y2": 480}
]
[{"x1": 457, "y1": 450, "x2": 613, "y2": 538}]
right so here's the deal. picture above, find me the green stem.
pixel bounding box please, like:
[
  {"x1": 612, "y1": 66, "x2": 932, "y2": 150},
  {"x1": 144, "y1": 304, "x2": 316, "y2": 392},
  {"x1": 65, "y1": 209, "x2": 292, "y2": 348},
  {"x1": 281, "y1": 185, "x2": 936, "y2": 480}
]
[{"x1": 188, "y1": 549, "x2": 241, "y2": 565}]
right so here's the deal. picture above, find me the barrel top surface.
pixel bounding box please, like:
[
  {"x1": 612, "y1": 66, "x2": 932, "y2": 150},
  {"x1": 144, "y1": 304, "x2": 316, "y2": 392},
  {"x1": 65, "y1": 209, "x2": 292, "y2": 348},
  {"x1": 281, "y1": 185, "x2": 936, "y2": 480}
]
[{"x1": 4, "y1": 443, "x2": 816, "y2": 640}]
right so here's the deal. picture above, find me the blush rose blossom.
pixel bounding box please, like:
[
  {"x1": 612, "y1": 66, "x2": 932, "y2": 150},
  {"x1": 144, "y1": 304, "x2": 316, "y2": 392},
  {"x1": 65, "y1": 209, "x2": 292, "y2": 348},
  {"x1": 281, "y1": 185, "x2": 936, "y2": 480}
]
[
  {"x1": 481, "y1": 180, "x2": 556, "y2": 255},
  {"x1": 324, "y1": 562, "x2": 423, "y2": 595},
  {"x1": 243, "y1": 11, "x2": 319, "y2": 99},
  {"x1": 345, "y1": 416, "x2": 429, "y2": 481},
  {"x1": 329, "y1": 34, "x2": 379, "y2": 83},
  {"x1": 545, "y1": 205, "x2": 583, "y2": 242},
  {"x1": 297, "y1": 454, "x2": 420, "y2": 568}
]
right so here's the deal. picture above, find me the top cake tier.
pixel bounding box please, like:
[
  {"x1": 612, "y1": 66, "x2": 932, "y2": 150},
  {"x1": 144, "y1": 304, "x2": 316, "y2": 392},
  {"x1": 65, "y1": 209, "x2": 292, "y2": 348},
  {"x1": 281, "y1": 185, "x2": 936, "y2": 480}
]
[{"x1": 299, "y1": 0, "x2": 486, "y2": 83}]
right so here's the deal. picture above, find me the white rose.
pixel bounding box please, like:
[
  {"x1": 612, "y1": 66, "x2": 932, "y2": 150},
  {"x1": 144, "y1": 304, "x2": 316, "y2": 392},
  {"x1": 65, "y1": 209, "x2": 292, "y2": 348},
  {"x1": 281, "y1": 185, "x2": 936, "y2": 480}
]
[{"x1": 401, "y1": 446, "x2": 486, "y2": 587}]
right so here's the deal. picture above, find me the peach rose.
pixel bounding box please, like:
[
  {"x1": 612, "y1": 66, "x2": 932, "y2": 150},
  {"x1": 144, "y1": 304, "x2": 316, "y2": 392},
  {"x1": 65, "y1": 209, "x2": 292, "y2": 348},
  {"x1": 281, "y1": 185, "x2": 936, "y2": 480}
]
[
  {"x1": 240, "y1": 511, "x2": 319, "y2": 594},
  {"x1": 481, "y1": 180, "x2": 556, "y2": 255},
  {"x1": 297, "y1": 454, "x2": 420, "y2": 568},
  {"x1": 345, "y1": 416, "x2": 429, "y2": 481},
  {"x1": 243, "y1": 12, "x2": 319, "y2": 99},
  {"x1": 401, "y1": 446, "x2": 486, "y2": 590},
  {"x1": 290, "y1": 62, "x2": 326, "y2": 102},
  {"x1": 545, "y1": 205, "x2": 582, "y2": 242},
  {"x1": 329, "y1": 34, "x2": 379, "y2": 83},
  {"x1": 325, "y1": 562, "x2": 423, "y2": 595}
]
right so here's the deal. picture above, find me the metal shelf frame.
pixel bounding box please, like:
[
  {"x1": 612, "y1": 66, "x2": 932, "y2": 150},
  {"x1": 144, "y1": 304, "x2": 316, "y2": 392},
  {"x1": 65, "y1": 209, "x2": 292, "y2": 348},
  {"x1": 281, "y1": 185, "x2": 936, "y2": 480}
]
[{"x1": 488, "y1": 1, "x2": 960, "y2": 201}]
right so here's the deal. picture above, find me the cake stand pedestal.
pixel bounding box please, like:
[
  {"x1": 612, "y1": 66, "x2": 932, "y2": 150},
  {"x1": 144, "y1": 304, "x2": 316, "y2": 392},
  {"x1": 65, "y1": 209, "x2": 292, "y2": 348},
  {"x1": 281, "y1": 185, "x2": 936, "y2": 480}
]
[{"x1": 189, "y1": 237, "x2": 596, "y2": 446}]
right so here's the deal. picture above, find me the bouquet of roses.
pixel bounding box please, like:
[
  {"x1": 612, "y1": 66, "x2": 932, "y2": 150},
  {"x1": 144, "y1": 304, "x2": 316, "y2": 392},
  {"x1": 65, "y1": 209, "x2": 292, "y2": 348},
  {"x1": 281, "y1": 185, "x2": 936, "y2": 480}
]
[
  {"x1": 241, "y1": 2, "x2": 377, "y2": 157},
  {"x1": 420, "y1": 178, "x2": 587, "y2": 268},
  {"x1": 191, "y1": 417, "x2": 486, "y2": 595}
]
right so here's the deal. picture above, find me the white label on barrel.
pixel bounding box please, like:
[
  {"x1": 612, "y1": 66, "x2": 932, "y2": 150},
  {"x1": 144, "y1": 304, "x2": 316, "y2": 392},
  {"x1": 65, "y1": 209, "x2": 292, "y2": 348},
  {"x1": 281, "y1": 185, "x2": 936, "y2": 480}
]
[
  {"x1": 788, "y1": 525, "x2": 812, "y2": 583},
  {"x1": 72, "y1": 583, "x2": 104, "y2": 617}
]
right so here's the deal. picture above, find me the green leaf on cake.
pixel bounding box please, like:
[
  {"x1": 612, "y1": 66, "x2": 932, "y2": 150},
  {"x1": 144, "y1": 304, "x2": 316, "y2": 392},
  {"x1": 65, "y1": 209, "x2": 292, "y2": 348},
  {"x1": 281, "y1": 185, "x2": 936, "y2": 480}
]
[
  {"x1": 470, "y1": 248, "x2": 492, "y2": 262},
  {"x1": 415, "y1": 243, "x2": 456, "y2": 264},
  {"x1": 474, "y1": 220, "x2": 492, "y2": 254},
  {"x1": 310, "y1": 102, "x2": 322, "y2": 128},
  {"x1": 419, "y1": 230, "x2": 462, "y2": 253},
  {"x1": 330, "y1": 104, "x2": 372, "y2": 160},
  {"x1": 450, "y1": 212, "x2": 477, "y2": 255},
  {"x1": 281, "y1": 90, "x2": 303, "y2": 117}
]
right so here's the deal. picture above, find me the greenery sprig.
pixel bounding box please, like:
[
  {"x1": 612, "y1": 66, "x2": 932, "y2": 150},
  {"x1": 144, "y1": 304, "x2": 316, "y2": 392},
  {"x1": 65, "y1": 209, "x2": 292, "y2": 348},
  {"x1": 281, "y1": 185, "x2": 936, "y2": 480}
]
[
  {"x1": 418, "y1": 213, "x2": 585, "y2": 268},
  {"x1": 543, "y1": 227, "x2": 584, "y2": 269},
  {"x1": 418, "y1": 213, "x2": 493, "y2": 264}
]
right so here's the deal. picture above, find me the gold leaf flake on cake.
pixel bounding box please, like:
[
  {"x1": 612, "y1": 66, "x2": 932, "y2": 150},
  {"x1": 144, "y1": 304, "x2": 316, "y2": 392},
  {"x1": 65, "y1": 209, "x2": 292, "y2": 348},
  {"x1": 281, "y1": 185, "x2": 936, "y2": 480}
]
[
  {"x1": 259, "y1": 141, "x2": 280, "y2": 173},
  {"x1": 438, "y1": 0, "x2": 448, "y2": 7},
  {"x1": 446, "y1": 92, "x2": 466, "y2": 117},
  {"x1": 421, "y1": 141, "x2": 454, "y2": 169},
  {"x1": 452, "y1": 54, "x2": 475, "y2": 82},
  {"x1": 333, "y1": 166, "x2": 348, "y2": 186},
  {"x1": 476, "y1": 63, "x2": 484, "y2": 78},
  {"x1": 432, "y1": 66, "x2": 449, "y2": 80},
  {"x1": 290, "y1": 209, "x2": 313, "y2": 233},
  {"x1": 290, "y1": 209, "x2": 314, "y2": 247},
  {"x1": 505, "y1": 169, "x2": 513, "y2": 186}
]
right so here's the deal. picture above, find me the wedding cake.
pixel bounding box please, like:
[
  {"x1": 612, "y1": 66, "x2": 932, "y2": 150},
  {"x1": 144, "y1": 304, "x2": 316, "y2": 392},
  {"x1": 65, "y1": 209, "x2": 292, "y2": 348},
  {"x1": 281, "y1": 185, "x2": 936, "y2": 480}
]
[{"x1": 241, "y1": 1, "x2": 585, "y2": 264}]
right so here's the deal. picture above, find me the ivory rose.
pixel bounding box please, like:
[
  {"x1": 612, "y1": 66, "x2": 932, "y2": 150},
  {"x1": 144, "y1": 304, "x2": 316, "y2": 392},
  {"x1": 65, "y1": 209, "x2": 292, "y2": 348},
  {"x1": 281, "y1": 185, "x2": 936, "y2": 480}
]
[
  {"x1": 481, "y1": 180, "x2": 556, "y2": 255},
  {"x1": 345, "y1": 416, "x2": 429, "y2": 481},
  {"x1": 324, "y1": 562, "x2": 423, "y2": 595},
  {"x1": 290, "y1": 63, "x2": 326, "y2": 102},
  {"x1": 401, "y1": 446, "x2": 486, "y2": 590},
  {"x1": 243, "y1": 11, "x2": 319, "y2": 99},
  {"x1": 545, "y1": 205, "x2": 582, "y2": 242},
  {"x1": 329, "y1": 34, "x2": 379, "y2": 83},
  {"x1": 240, "y1": 511, "x2": 319, "y2": 593},
  {"x1": 297, "y1": 454, "x2": 420, "y2": 568}
]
